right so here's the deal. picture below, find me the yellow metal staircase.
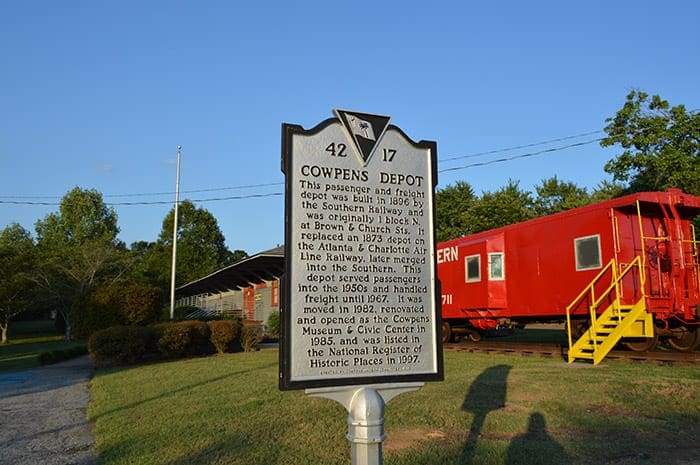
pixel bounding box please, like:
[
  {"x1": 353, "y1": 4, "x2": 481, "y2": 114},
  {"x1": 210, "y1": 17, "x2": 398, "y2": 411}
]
[
  {"x1": 568, "y1": 298, "x2": 653, "y2": 364},
  {"x1": 566, "y1": 256, "x2": 654, "y2": 365}
]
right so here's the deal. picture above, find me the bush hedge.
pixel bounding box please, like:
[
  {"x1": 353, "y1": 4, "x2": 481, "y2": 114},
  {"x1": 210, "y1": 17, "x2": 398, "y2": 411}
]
[
  {"x1": 208, "y1": 319, "x2": 242, "y2": 354},
  {"x1": 122, "y1": 285, "x2": 164, "y2": 326},
  {"x1": 241, "y1": 322, "x2": 263, "y2": 352},
  {"x1": 89, "y1": 318, "x2": 252, "y2": 366},
  {"x1": 88, "y1": 325, "x2": 157, "y2": 367},
  {"x1": 74, "y1": 284, "x2": 164, "y2": 339},
  {"x1": 155, "y1": 322, "x2": 191, "y2": 359},
  {"x1": 266, "y1": 311, "x2": 280, "y2": 339},
  {"x1": 184, "y1": 320, "x2": 213, "y2": 355},
  {"x1": 73, "y1": 289, "x2": 121, "y2": 339},
  {"x1": 39, "y1": 345, "x2": 88, "y2": 365},
  {"x1": 156, "y1": 321, "x2": 213, "y2": 358}
]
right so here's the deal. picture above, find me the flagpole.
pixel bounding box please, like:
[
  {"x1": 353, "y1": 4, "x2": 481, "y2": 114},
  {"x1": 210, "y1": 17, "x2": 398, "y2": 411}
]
[{"x1": 169, "y1": 145, "x2": 182, "y2": 320}]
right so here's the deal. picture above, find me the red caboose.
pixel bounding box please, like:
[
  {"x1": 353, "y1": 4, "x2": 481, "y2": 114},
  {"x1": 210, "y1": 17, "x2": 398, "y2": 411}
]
[{"x1": 438, "y1": 189, "x2": 700, "y2": 359}]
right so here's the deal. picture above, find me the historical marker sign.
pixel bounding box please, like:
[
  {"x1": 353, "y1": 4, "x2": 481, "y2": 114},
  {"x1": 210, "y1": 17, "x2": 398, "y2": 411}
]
[{"x1": 279, "y1": 110, "x2": 443, "y2": 390}]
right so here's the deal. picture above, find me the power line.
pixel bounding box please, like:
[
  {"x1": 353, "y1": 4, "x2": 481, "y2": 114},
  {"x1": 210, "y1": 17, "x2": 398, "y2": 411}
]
[
  {"x1": 440, "y1": 130, "x2": 604, "y2": 162},
  {"x1": 0, "y1": 130, "x2": 607, "y2": 203},
  {"x1": 438, "y1": 138, "x2": 603, "y2": 174},
  {"x1": 0, "y1": 192, "x2": 284, "y2": 207}
]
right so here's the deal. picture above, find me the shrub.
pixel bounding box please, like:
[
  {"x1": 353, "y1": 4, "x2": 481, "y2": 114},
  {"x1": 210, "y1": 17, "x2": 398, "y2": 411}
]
[
  {"x1": 39, "y1": 345, "x2": 88, "y2": 365},
  {"x1": 266, "y1": 311, "x2": 280, "y2": 339},
  {"x1": 156, "y1": 322, "x2": 192, "y2": 358},
  {"x1": 156, "y1": 321, "x2": 213, "y2": 358},
  {"x1": 88, "y1": 326, "x2": 155, "y2": 367},
  {"x1": 208, "y1": 319, "x2": 242, "y2": 354},
  {"x1": 72, "y1": 288, "x2": 121, "y2": 339},
  {"x1": 121, "y1": 285, "x2": 164, "y2": 326},
  {"x1": 73, "y1": 284, "x2": 164, "y2": 339},
  {"x1": 240, "y1": 322, "x2": 263, "y2": 352},
  {"x1": 181, "y1": 320, "x2": 213, "y2": 355}
]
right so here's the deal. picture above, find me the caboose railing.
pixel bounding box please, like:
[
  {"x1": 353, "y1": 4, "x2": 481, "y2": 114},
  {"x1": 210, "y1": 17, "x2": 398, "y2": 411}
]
[
  {"x1": 566, "y1": 256, "x2": 647, "y2": 363},
  {"x1": 566, "y1": 258, "x2": 617, "y2": 351},
  {"x1": 636, "y1": 196, "x2": 700, "y2": 313}
]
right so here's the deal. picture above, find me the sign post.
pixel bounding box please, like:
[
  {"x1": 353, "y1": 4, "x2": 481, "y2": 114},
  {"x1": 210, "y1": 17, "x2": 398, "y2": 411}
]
[
  {"x1": 307, "y1": 383, "x2": 424, "y2": 465},
  {"x1": 280, "y1": 110, "x2": 443, "y2": 463}
]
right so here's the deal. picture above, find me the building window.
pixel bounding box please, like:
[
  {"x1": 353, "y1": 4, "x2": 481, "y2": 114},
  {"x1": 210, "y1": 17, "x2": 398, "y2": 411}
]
[
  {"x1": 271, "y1": 279, "x2": 279, "y2": 307},
  {"x1": 488, "y1": 253, "x2": 504, "y2": 280},
  {"x1": 465, "y1": 254, "x2": 481, "y2": 282},
  {"x1": 575, "y1": 235, "x2": 602, "y2": 271}
]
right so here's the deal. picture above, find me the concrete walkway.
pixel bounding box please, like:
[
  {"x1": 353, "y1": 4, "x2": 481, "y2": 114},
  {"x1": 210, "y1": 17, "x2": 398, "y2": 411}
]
[{"x1": 0, "y1": 356, "x2": 97, "y2": 465}]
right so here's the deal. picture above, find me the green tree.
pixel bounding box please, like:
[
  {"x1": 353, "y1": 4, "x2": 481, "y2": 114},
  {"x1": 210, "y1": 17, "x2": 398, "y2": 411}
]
[
  {"x1": 0, "y1": 224, "x2": 35, "y2": 344},
  {"x1": 601, "y1": 90, "x2": 700, "y2": 196},
  {"x1": 467, "y1": 180, "x2": 535, "y2": 233},
  {"x1": 435, "y1": 180, "x2": 477, "y2": 241},
  {"x1": 34, "y1": 187, "x2": 127, "y2": 340},
  {"x1": 36, "y1": 187, "x2": 119, "y2": 244},
  {"x1": 533, "y1": 176, "x2": 591, "y2": 216},
  {"x1": 230, "y1": 249, "x2": 249, "y2": 263},
  {"x1": 589, "y1": 180, "x2": 627, "y2": 203},
  {"x1": 141, "y1": 200, "x2": 236, "y2": 289},
  {"x1": 129, "y1": 240, "x2": 163, "y2": 286},
  {"x1": 129, "y1": 240, "x2": 153, "y2": 258}
]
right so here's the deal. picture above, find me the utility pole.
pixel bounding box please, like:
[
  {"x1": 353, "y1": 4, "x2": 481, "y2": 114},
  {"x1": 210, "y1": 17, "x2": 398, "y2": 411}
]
[{"x1": 169, "y1": 145, "x2": 182, "y2": 320}]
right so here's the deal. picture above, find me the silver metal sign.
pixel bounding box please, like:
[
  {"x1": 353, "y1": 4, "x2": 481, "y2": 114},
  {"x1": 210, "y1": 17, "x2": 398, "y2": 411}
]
[{"x1": 280, "y1": 110, "x2": 443, "y2": 390}]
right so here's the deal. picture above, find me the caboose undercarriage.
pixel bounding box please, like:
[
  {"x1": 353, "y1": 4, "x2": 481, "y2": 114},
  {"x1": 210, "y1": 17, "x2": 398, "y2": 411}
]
[{"x1": 442, "y1": 314, "x2": 700, "y2": 352}]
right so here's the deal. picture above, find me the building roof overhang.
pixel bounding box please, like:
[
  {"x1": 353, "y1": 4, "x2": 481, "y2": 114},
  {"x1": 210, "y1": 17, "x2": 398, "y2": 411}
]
[{"x1": 175, "y1": 246, "x2": 284, "y2": 297}]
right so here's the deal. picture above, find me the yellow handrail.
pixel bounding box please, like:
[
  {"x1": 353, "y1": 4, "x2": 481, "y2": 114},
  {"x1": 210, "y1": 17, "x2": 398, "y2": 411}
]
[
  {"x1": 689, "y1": 223, "x2": 700, "y2": 292},
  {"x1": 565, "y1": 256, "x2": 645, "y2": 352},
  {"x1": 566, "y1": 258, "x2": 616, "y2": 351}
]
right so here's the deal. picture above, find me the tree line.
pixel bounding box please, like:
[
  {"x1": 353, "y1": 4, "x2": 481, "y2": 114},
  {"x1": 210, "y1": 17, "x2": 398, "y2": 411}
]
[
  {"x1": 0, "y1": 191, "x2": 246, "y2": 343},
  {"x1": 1, "y1": 90, "x2": 698, "y2": 343},
  {"x1": 437, "y1": 90, "x2": 699, "y2": 241},
  {"x1": 435, "y1": 177, "x2": 627, "y2": 242}
]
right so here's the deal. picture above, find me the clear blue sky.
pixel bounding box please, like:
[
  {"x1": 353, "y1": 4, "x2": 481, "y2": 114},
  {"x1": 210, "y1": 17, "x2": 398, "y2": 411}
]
[{"x1": 2, "y1": 1, "x2": 698, "y2": 254}]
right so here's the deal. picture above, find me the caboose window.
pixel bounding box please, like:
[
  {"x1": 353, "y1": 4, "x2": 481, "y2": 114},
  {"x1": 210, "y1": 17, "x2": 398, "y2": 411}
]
[
  {"x1": 465, "y1": 254, "x2": 481, "y2": 282},
  {"x1": 488, "y1": 253, "x2": 504, "y2": 280},
  {"x1": 574, "y1": 235, "x2": 602, "y2": 271}
]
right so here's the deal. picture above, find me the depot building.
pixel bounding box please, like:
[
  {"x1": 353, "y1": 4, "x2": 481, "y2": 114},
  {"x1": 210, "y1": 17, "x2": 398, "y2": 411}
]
[{"x1": 174, "y1": 246, "x2": 284, "y2": 327}]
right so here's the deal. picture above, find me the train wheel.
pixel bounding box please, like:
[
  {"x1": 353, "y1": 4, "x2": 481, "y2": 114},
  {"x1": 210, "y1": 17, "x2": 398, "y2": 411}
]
[
  {"x1": 467, "y1": 330, "x2": 482, "y2": 342},
  {"x1": 666, "y1": 326, "x2": 700, "y2": 352},
  {"x1": 441, "y1": 321, "x2": 452, "y2": 343},
  {"x1": 622, "y1": 334, "x2": 658, "y2": 352}
]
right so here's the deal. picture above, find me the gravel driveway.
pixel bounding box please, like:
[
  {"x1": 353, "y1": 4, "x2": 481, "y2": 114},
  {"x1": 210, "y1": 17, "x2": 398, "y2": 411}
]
[{"x1": 0, "y1": 356, "x2": 97, "y2": 465}]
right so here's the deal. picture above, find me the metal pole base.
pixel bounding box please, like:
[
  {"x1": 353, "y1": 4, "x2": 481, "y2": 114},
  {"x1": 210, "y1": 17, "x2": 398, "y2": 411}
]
[{"x1": 307, "y1": 383, "x2": 423, "y2": 465}]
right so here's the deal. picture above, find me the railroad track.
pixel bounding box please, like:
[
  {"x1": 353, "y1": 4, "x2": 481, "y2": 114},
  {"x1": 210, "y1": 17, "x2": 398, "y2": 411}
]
[{"x1": 444, "y1": 341, "x2": 700, "y2": 366}]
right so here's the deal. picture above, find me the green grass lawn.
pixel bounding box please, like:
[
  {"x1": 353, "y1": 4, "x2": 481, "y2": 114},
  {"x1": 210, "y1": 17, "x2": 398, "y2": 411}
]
[
  {"x1": 88, "y1": 350, "x2": 699, "y2": 465},
  {"x1": 0, "y1": 320, "x2": 86, "y2": 372}
]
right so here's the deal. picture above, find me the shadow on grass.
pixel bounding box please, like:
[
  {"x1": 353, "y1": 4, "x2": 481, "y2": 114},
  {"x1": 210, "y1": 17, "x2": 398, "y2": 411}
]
[
  {"x1": 162, "y1": 433, "x2": 280, "y2": 465},
  {"x1": 504, "y1": 412, "x2": 571, "y2": 465},
  {"x1": 459, "y1": 365, "x2": 571, "y2": 465},
  {"x1": 94, "y1": 431, "x2": 268, "y2": 465},
  {"x1": 460, "y1": 364, "x2": 511, "y2": 464}
]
